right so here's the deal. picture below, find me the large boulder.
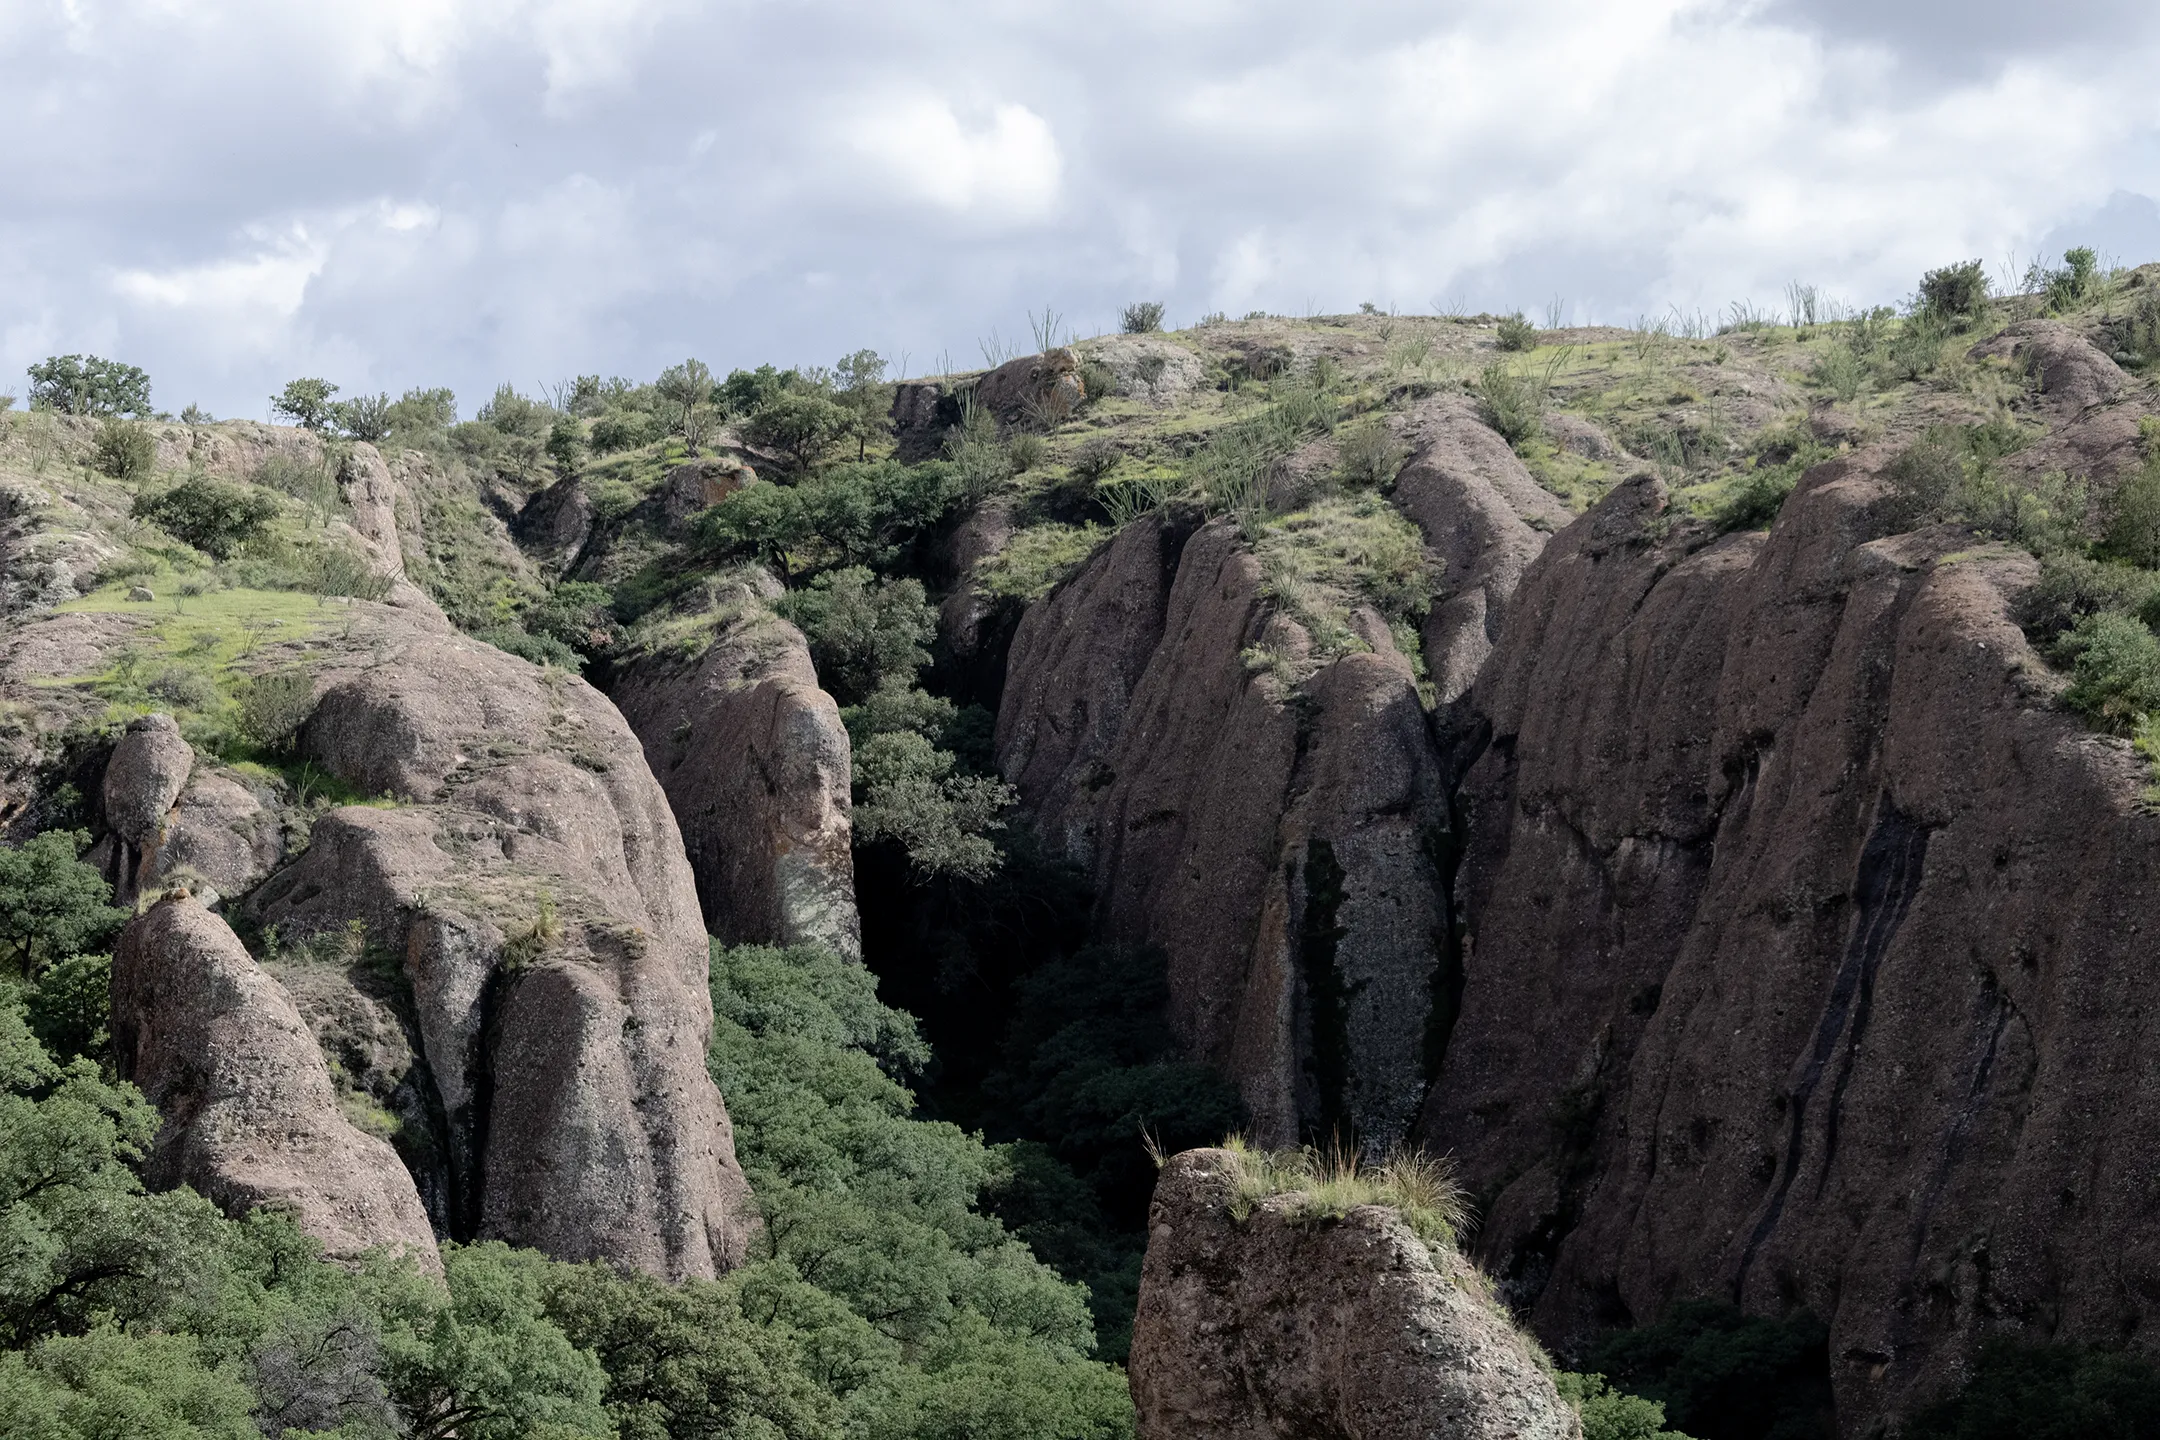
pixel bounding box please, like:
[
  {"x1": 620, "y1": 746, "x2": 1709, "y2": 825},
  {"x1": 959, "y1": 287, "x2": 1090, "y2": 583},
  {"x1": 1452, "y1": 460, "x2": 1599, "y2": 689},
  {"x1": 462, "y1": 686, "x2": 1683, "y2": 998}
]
[
  {"x1": 142, "y1": 767, "x2": 285, "y2": 904},
  {"x1": 611, "y1": 592, "x2": 860, "y2": 959},
  {"x1": 1130, "y1": 1148, "x2": 1579, "y2": 1440},
  {"x1": 102, "y1": 712, "x2": 193, "y2": 847},
  {"x1": 110, "y1": 895, "x2": 440, "y2": 1269},
  {"x1": 248, "y1": 611, "x2": 759, "y2": 1280},
  {"x1": 996, "y1": 516, "x2": 1448, "y2": 1148},
  {"x1": 1422, "y1": 459, "x2": 2160, "y2": 1429}
]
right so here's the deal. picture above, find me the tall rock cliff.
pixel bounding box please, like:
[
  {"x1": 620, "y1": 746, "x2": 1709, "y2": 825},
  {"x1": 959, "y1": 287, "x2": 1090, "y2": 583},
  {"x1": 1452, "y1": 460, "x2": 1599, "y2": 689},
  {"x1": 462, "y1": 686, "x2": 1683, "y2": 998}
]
[
  {"x1": 1422, "y1": 456, "x2": 2160, "y2": 1429},
  {"x1": 996, "y1": 514, "x2": 1449, "y2": 1149}
]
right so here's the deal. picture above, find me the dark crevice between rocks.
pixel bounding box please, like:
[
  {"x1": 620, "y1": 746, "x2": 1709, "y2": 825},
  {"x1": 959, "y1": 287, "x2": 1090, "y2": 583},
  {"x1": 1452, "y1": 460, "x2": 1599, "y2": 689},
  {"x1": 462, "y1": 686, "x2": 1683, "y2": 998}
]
[
  {"x1": 1739, "y1": 794, "x2": 1932, "y2": 1291},
  {"x1": 1419, "y1": 818, "x2": 1468, "y2": 1093},
  {"x1": 1295, "y1": 837, "x2": 1358, "y2": 1150},
  {"x1": 453, "y1": 962, "x2": 513, "y2": 1243}
]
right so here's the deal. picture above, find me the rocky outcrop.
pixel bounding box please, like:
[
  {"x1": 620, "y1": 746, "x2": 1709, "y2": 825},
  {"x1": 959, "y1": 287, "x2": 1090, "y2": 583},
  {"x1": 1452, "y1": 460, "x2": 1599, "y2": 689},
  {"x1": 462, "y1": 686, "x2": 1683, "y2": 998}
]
[
  {"x1": 890, "y1": 349, "x2": 1090, "y2": 459},
  {"x1": 1388, "y1": 400, "x2": 1574, "y2": 705},
  {"x1": 111, "y1": 895, "x2": 440, "y2": 1269},
  {"x1": 1421, "y1": 460, "x2": 2160, "y2": 1431},
  {"x1": 338, "y1": 443, "x2": 449, "y2": 619},
  {"x1": 611, "y1": 592, "x2": 860, "y2": 959},
  {"x1": 996, "y1": 515, "x2": 1448, "y2": 1148},
  {"x1": 96, "y1": 712, "x2": 195, "y2": 903},
  {"x1": 247, "y1": 609, "x2": 758, "y2": 1280},
  {"x1": 1078, "y1": 336, "x2": 1206, "y2": 402},
  {"x1": 1130, "y1": 1148, "x2": 1579, "y2": 1440}
]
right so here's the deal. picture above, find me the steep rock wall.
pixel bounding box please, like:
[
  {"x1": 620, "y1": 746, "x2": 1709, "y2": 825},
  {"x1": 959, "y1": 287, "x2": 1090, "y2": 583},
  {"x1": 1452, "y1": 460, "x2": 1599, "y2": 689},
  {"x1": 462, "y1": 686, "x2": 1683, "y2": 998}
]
[
  {"x1": 611, "y1": 593, "x2": 860, "y2": 959},
  {"x1": 997, "y1": 516, "x2": 1448, "y2": 1148},
  {"x1": 1422, "y1": 460, "x2": 2160, "y2": 1431}
]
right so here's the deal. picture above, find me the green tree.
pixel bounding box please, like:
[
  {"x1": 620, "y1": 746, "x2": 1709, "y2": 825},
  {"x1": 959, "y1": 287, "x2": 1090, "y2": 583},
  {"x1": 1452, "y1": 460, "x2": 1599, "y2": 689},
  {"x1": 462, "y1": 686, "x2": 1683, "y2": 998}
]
[
  {"x1": 91, "y1": 419, "x2": 157, "y2": 482},
  {"x1": 25, "y1": 952, "x2": 112, "y2": 1067},
  {"x1": 1903, "y1": 1338, "x2": 2160, "y2": 1440},
  {"x1": 744, "y1": 392, "x2": 854, "y2": 470},
  {"x1": 776, "y1": 567, "x2": 936, "y2": 703},
  {"x1": 2106, "y1": 458, "x2": 2160, "y2": 569},
  {"x1": 384, "y1": 386, "x2": 458, "y2": 437},
  {"x1": 0, "y1": 1006, "x2": 234, "y2": 1347},
  {"x1": 833, "y1": 350, "x2": 893, "y2": 461},
  {"x1": 1553, "y1": 1372, "x2": 1693, "y2": 1440},
  {"x1": 0, "y1": 832, "x2": 127, "y2": 979},
  {"x1": 718, "y1": 364, "x2": 796, "y2": 417},
  {"x1": 335, "y1": 392, "x2": 393, "y2": 443},
  {"x1": 270, "y1": 378, "x2": 340, "y2": 431},
  {"x1": 133, "y1": 475, "x2": 281, "y2": 559},
  {"x1": 851, "y1": 731, "x2": 1013, "y2": 882},
  {"x1": 2060, "y1": 611, "x2": 2160, "y2": 728},
  {"x1": 657, "y1": 359, "x2": 718, "y2": 452},
  {"x1": 26, "y1": 356, "x2": 153, "y2": 417},
  {"x1": 0, "y1": 1329, "x2": 259, "y2": 1440},
  {"x1": 1916, "y1": 259, "x2": 1990, "y2": 326}
]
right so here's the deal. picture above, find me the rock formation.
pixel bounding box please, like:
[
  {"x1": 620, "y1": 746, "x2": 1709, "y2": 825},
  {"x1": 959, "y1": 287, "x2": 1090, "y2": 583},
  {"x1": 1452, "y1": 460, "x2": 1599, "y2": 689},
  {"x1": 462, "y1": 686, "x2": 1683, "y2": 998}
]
[
  {"x1": 245, "y1": 608, "x2": 759, "y2": 1280},
  {"x1": 1388, "y1": 400, "x2": 1574, "y2": 704},
  {"x1": 1130, "y1": 1147, "x2": 1579, "y2": 1440},
  {"x1": 996, "y1": 515, "x2": 1448, "y2": 1149},
  {"x1": 611, "y1": 589, "x2": 861, "y2": 959},
  {"x1": 111, "y1": 895, "x2": 440, "y2": 1269},
  {"x1": 1421, "y1": 460, "x2": 2160, "y2": 1429}
]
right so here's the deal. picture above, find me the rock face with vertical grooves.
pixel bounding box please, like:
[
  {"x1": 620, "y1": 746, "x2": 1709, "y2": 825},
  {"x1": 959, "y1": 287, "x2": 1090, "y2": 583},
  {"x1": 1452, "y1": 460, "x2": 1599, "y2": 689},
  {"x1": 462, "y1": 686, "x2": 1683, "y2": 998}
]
[
  {"x1": 611, "y1": 588, "x2": 861, "y2": 959},
  {"x1": 1421, "y1": 459, "x2": 2160, "y2": 1431},
  {"x1": 996, "y1": 515, "x2": 1448, "y2": 1148},
  {"x1": 1129, "y1": 1147, "x2": 1580, "y2": 1440},
  {"x1": 111, "y1": 895, "x2": 440, "y2": 1270},
  {"x1": 245, "y1": 609, "x2": 759, "y2": 1280}
]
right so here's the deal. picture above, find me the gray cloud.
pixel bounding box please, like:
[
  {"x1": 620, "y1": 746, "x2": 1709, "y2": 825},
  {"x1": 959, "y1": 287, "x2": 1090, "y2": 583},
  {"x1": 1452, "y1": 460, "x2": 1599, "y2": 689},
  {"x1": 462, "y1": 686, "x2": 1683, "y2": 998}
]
[{"x1": 2, "y1": 0, "x2": 2157, "y2": 419}]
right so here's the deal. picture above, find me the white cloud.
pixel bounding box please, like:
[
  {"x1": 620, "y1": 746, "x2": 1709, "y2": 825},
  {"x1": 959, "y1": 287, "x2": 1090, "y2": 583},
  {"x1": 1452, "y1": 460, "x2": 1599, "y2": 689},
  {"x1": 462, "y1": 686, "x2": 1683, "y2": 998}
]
[
  {"x1": 2, "y1": 0, "x2": 2158, "y2": 414},
  {"x1": 841, "y1": 95, "x2": 1064, "y2": 223}
]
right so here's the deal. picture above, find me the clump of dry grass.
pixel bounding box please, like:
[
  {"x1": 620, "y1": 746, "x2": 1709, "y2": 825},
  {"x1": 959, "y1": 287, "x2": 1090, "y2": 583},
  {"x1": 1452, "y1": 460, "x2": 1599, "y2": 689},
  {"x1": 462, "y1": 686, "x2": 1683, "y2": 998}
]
[{"x1": 1214, "y1": 1134, "x2": 1466, "y2": 1247}]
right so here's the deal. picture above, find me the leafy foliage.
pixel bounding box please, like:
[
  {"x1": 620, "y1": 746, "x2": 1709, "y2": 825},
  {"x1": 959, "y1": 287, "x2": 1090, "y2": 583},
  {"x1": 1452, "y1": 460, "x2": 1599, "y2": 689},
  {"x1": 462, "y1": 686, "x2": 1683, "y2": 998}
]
[
  {"x1": 778, "y1": 568, "x2": 937, "y2": 705},
  {"x1": 1119, "y1": 303, "x2": 1164, "y2": 335},
  {"x1": 1904, "y1": 1339, "x2": 2160, "y2": 1440},
  {"x1": 0, "y1": 832, "x2": 128, "y2": 978},
  {"x1": 270, "y1": 378, "x2": 340, "y2": 432},
  {"x1": 133, "y1": 475, "x2": 282, "y2": 560},
  {"x1": 1588, "y1": 1300, "x2": 1834, "y2": 1440},
  {"x1": 1495, "y1": 312, "x2": 1538, "y2": 351},
  {"x1": 27, "y1": 355, "x2": 153, "y2": 418},
  {"x1": 1554, "y1": 1371, "x2": 1694, "y2": 1440},
  {"x1": 1916, "y1": 259, "x2": 1990, "y2": 326},
  {"x1": 92, "y1": 419, "x2": 157, "y2": 482}
]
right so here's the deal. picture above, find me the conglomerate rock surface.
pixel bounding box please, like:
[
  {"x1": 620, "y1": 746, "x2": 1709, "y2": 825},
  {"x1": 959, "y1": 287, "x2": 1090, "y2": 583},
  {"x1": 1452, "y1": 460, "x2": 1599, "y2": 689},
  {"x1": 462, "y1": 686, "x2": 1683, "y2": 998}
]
[{"x1": 1129, "y1": 1147, "x2": 1579, "y2": 1440}]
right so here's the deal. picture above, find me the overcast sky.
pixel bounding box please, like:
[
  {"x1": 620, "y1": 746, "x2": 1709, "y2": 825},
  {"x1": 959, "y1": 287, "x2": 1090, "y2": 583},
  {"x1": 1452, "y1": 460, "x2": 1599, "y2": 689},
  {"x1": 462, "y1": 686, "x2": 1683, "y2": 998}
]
[{"x1": 3, "y1": 0, "x2": 2157, "y2": 421}]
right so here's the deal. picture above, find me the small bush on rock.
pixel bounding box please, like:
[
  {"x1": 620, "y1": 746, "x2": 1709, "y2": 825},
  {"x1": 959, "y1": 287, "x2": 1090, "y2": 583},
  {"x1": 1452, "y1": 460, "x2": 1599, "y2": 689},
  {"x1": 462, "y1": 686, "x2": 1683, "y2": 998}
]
[{"x1": 238, "y1": 670, "x2": 316, "y2": 751}]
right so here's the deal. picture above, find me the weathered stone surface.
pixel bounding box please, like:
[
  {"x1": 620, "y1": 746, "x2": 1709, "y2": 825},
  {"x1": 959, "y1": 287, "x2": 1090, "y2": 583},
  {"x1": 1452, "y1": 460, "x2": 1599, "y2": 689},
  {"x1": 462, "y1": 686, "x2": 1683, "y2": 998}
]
[
  {"x1": 612, "y1": 592, "x2": 860, "y2": 959},
  {"x1": 1079, "y1": 335, "x2": 1206, "y2": 402},
  {"x1": 102, "y1": 712, "x2": 193, "y2": 846},
  {"x1": 1130, "y1": 1148, "x2": 1580, "y2": 1440},
  {"x1": 1971, "y1": 319, "x2": 2128, "y2": 412},
  {"x1": 997, "y1": 516, "x2": 1448, "y2": 1147},
  {"x1": 973, "y1": 347, "x2": 1086, "y2": 425},
  {"x1": 248, "y1": 610, "x2": 759, "y2": 1279},
  {"x1": 143, "y1": 767, "x2": 284, "y2": 903},
  {"x1": 337, "y1": 442, "x2": 447, "y2": 619},
  {"x1": 1422, "y1": 459, "x2": 2160, "y2": 1431},
  {"x1": 1389, "y1": 399, "x2": 1574, "y2": 704},
  {"x1": 111, "y1": 895, "x2": 440, "y2": 1269}
]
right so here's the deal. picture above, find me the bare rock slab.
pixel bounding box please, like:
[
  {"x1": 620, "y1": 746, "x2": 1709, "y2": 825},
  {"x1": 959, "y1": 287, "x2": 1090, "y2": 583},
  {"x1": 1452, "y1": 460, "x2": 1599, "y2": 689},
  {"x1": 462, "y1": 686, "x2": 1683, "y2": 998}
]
[
  {"x1": 111, "y1": 895, "x2": 440, "y2": 1270},
  {"x1": 1130, "y1": 1148, "x2": 1579, "y2": 1440}
]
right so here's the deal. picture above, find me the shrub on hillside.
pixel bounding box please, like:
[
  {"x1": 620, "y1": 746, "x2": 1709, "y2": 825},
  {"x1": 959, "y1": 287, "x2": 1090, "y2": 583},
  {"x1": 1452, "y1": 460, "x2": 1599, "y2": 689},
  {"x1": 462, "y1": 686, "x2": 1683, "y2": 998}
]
[
  {"x1": 2019, "y1": 554, "x2": 2160, "y2": 647},
  {"x1": 1495, "y1": 312, "x2": 1537, "y2": 351},
  {"x1": 1916, "y1": 259, "x2": 1990, "y2": 326},
  {"x1": 743, "y1": 391, "x2": 854, "y2": 470},
  {"x1": 1334, "y1": 417, "x2": 1408, "y2": 490},
  {"x1": 91, "y1": 418, "x2": 156, "y2": 482},
  {"x1": 384, "y1": 385, "x2": 458, "y2": 436},
  {"x1": 777, "y1": 567, "x2": 936, "y2": 703},
  {"x1": 334, "y1": 391, "x2": 392, "y2": 442},
  {"x1": 2059, "y1": 611, "x2": 2160, "y2": 730},
  {"x1": 237, "y1": 670, "x2": 317, "y2": 751},
  {"x1": 2105, "y1": 456, "x2": 2160, "y2": 568},
  {"x1": 1120, "y1": 302, "x2": 1165, "y2": 335},
  {"x1": 1476, "y1": 362, "x2": 1544, "y2": 447},
  {"x1": 132, "y1": 474, "x2": 280, "y2": 559}
]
